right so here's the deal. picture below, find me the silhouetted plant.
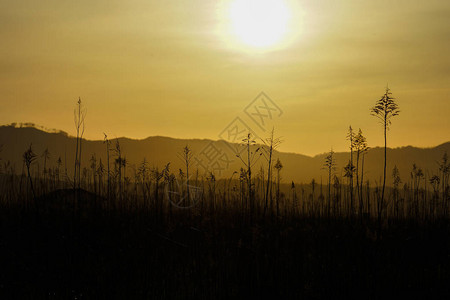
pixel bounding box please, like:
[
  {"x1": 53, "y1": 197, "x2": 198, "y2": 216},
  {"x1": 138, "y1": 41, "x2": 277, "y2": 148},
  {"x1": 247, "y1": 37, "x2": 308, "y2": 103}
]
[
  {"x1": 291, "y1": 181, "x2": 297, "y2": 215},
  {"x1": 41, "y1": 147, "x2": 50, "y2": 192},
  {"x1": 0, "y1": 144, "x2": 3, "y2": 174},
  {"x1": 371, "y1": 86, "x2": 400, "y2": 226},
  {"x1": 82, "y1": 167, "x2": 88, "y2": 189},
  {"x1": 344, "y1": 160, "x2": 356, "y2": 216},
  {"x1": 310, "y1": 178, "x2": 316, "y2": 217},
  {"x1": 392, "y1": 165, "x2": 402, "y2": 218},
  {"x1": 207, "y1": 172, "x2": 216, "y2": 210},
  {"x1": 114, "y1": 140, "x2": 124, "y2": 200},
  {"x1": 152, "y1": 163, "x2": 170, "y2": 214},
  {"x1": 274, "y1": 158, "x2": 283, "y2": 217},
  {"x1": 56, "y1": 156, "x2": 62, "y2": 188},
  {"x1": 239, "y1": 167, "x2": 247, "y2": 208},
  {"x1": 103, "y1": 133, "x2": 111, "y2": 201},
  {"x1": 354, "y1": 128, "x2": 369, "y2": 215},
  {"x1": 90, "y1": 154, "x2": 97, "y2": 194},
  {"x1": 346, "y1": 126, "x2": 356, "y2": 214},
  {"x1": 333, "y1": 175, "x2": 341, "y2": 216},
  {"x1": 438, "y1": 152, "x2": 449, "y2": 214},
  {"x1": 227, "y1": 171, "x2": 238, "y2": 205},
  {"x1": 323, "y1": 148, "x2": 336, "y2": 217},
  {"x1": 74, "y1": 98, "x2": 86, "y2": 190},
  {"x1": 178, "y1": 145, "x2": 193, "y2": 205},
  {"x1": 97, "y1": 158, "x2": 105, "y2": 196},
  {"x1": 23, "y1": 144, "x2": 37, "y2": 202},
  {"x1": 429, "y1": 175, "x2": 440, "y2": 217},
  {"x1": 262, "y1": 128, "x2": 282, "y2": 216},
  {"x1": 411, "y1": 163, "x2": 424, "y2": 218},
  {"x1": 237, "y1": 132, "x2": 262, "y2": 212},
  {"x1": 138, "y1": 158, "x2": 149, "y2": 205}
]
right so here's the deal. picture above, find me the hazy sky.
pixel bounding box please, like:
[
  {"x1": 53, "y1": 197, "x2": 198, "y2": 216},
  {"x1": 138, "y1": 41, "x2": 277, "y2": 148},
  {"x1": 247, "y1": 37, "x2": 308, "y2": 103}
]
[{"x1": 1, "y1": 0, "x2": 449, "y2": 155}]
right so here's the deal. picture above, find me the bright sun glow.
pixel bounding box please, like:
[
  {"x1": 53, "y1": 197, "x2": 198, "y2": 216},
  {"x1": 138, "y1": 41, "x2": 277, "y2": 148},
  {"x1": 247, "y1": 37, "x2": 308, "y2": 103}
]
[{"x1": 229, "y1": 0, "x2": 291, "y2": 48}]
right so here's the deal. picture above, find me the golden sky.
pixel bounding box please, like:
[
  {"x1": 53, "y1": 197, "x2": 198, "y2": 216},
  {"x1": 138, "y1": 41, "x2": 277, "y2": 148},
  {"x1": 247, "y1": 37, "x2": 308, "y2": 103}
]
[{"x1": 0, "y1": 0, "x2": 449, "y2": 155}]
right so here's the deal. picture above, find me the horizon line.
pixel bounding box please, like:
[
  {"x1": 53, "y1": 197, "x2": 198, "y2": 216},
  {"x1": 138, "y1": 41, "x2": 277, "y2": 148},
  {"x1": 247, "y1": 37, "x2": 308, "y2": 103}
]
[{"x1": 2, "y1": 122, "x2": 448, "y2": 158}]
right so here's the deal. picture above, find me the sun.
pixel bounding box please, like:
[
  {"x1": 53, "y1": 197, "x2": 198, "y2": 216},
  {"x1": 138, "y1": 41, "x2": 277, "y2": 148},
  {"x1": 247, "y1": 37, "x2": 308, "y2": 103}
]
[{"x1": 229, "y1": 0, "x2": 291, "y2": 48}]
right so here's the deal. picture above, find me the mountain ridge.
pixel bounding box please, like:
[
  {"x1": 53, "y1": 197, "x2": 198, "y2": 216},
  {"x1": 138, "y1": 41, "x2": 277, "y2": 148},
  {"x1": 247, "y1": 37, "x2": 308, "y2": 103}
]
[{"x1": 4, "y1": 123, "x2": 448, "y2": 157}]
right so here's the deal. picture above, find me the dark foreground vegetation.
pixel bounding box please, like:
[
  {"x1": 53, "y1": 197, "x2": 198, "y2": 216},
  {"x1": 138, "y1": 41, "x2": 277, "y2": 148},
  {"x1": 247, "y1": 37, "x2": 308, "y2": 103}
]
[{"x1": 1, "y1": 188, "x2": 449, "y2": 299}]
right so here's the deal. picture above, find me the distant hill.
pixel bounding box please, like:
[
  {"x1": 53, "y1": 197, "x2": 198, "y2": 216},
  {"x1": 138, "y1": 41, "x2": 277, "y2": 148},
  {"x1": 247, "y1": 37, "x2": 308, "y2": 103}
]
[{"x1": 0, "y1": 124, "x2": 448, "y2": 186}]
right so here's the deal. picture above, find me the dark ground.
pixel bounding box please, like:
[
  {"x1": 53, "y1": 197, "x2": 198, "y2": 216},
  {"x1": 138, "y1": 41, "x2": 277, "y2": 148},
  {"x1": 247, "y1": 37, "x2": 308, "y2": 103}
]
[{"x1": 1, "y1": 204, "x2": 449, "y2": 299}]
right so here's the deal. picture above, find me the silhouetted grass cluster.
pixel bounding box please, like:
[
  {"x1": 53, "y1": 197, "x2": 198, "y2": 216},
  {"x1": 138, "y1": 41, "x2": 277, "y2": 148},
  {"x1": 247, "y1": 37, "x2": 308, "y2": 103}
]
[{"x1": 0, "y1": 147, "x2": 449, "y2": 298}]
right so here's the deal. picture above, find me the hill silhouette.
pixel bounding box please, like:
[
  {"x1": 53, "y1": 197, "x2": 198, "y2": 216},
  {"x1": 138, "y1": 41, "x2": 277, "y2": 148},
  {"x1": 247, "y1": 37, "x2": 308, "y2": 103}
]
[{"x1": 0, "y1": 124, "x2": 448, "y2": 185}]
